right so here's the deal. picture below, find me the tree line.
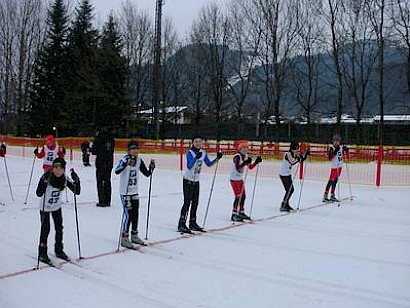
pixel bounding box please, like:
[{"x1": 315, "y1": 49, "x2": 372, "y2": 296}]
[{"x1": 0, "y1": 0, "x2": 408, "y2": 142}]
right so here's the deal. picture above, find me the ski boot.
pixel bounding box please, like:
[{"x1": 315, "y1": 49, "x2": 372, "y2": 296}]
[
  {"x1": 55, "y1": 250, "x2": 70, "y2": 261},
  {"x1": 131, "y1": 231, "x2": 147, "y2": 246},
  {"x1": 280, "y1": 202, "x2": 290, "y2": 212},
  {"x1": 121, "y1": 233, "x2": 135, "y2": 249},
  {"x1": 38, "y1": 245, "x2": 51, "y2": 265},
  {"x1": 189, "y1": 221, "x2": 206, "y2": 232},
  {"x1": 238, "y1": 212, "x2": 251, "y2": 220},
  {"x1": 330, "y1": 194, "x2": 339, "y2": 202},
  {"x1": 178, "y1": 222, "x2": 192, "y2": 234},
  {"x1": 231, "y1": 212, "x2": 244, "y2": 222}
]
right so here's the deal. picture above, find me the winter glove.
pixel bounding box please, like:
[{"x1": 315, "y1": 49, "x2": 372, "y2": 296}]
[
  {"x1": 70, "y1": 169, "x2": 80, "y2": 184},
  {"x1": 41, "y1": 172, "x2": 50, "y2": 183},
  {"x1": 342, "y1": 145, "x2": 349, "y2": 152},
  {"x1": 216, "y1": 151, "x2": 223, "y2": 160},
  {"x1": 34, "y1": 148, "x2": 39, "y2": 156},
  {"x1": 149, "y1": 159, "x2": 156, "y2": 172},
  {"x1": 244, "y1": 157, "x2": 252, "y2": 165},
  {"x1": 255, "y1": 156, "x2": 262, "y2": 164},
  {"x1": 128, "y1": 156, "x2": 137, "y2": 167},
  {"x1": 195, "y1": 151, "x2": 202, "y2": 159}
]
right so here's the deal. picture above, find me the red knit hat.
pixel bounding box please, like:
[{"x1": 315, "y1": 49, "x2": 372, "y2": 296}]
[
  {"x1": 234, "y1": 140, "x2": 249, "y2": 152},
  {"x1": 45, "y1": 135, "x2": 55, "y2": 144}
]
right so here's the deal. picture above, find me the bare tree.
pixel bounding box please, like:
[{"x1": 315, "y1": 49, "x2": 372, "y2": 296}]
[
  {"x1": 190, "y1": 3, "x2": 230, "y2": 141},
  {"x1": 390, "y1": 0, "x2": 410, "y2": 96},
  {"x1": 226, "y1": 0, "x2": 262, "y2": 138},
  {"x1": 119, "y1": 0, "x2": 153, "y2": 119},
  {"x1": 0, "y1": 0, "x2": 44, "y2": 134},
  {"x1": 366, "y1": 0, "x2": 387, "y2": 143},
  {"x1": 341, "y1": 0, "x2": 378, "y2": 142},
  {"x1": 245, "y1": 0, "x2": 299, "y2": 139},
  {"x1": 290, "y1": 0, "x2": 324, "y2": 124},
  {"x1": 159, "y1": 17, "x2": 183, "y2": 138},
  {"x1": 319, "y1": 0, "x2": 345, "y2": 127}
]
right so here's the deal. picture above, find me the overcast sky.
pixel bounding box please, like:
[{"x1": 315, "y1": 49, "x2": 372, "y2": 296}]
[{"x1": 84, "y1": 0, "x2": 230, "y2": 36}]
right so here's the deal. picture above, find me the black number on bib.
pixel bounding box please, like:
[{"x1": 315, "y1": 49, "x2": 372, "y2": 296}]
[{"x1": 46, "y1": 151, "x2": 54, "y2": 163}]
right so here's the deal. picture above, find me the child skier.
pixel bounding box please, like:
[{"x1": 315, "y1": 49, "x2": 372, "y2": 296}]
[
  {"x1": 178, "y1": 136, "x2": 222, "y2": 234},
  {"x1": 323, "y1": 135, "x2": 349, "y2": 202},
  {"x1": 36, "y1": 157, "x2": 81, "y2": 264},
  {"x1": 115, "y1": 140, "x2": 155, "y2": 248},
  {"x1": 34, "y1": 135, "x2": 66, "y2": 172},
  {"x1": 80, "y1": 141, "x2": 92, "y2": 166},
  {"x1": 279, "y1": 141, "x2": 309, "y2": 212},
  {"x1": 0, "y1": 142, "x2": 6, "y2": 157},
  {"x1": 230, "y1": 140, "x2": 262, "y2": 222}
]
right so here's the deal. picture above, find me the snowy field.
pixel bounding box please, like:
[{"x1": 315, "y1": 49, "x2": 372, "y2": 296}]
[{"x1": 0, "y1": 154, "x2": 409, "y2": 308}]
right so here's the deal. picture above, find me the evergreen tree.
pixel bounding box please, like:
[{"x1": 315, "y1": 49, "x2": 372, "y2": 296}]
[
  {"x1": 64, "y1": 0, "x2": 99, "y2": 135},
  {"x1": 29, "y1": 0, "x2": 69, "y2": 136},
  {"x1": 97, "y1": 14, "x2": 129, "y2": 133}
]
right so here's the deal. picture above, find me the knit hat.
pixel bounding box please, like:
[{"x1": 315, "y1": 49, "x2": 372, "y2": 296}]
[
  {"x1": 234, "y1": 140, "x2": 249, "y2": 152},
  {"x1": 45, "y1": 135, "x2": 55, "y2": 144},
  {"x1": 290, "y1": 141, "x2": 300, "y2": 151},
  {"x1": 191, "y1": 135, "x2": 203, "y2": 142},
  {"x1": 52, "y1": 157, "x2": 66, "y2": 169},
  {"x1": 332, "y1": 134, "x2": 342, "y2": 142},
  {"x1": 127, "y1": 140, "x2": 139, "y2": 151}
]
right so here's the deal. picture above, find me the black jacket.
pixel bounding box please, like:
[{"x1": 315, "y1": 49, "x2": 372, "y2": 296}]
[{"x1": 92, "y1": 131, "x2": 115, "y2": 169}]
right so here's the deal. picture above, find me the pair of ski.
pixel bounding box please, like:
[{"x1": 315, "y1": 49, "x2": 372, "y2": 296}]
[
  {"x1": 121, "y1": 242, "x2": 147, "y2": 251},
  {"x1": 178, "y1": 228, "x2": 207, "y2": 235},
  {"x1": 34, "y1": 255, "x2": 81, "y2": 270}
]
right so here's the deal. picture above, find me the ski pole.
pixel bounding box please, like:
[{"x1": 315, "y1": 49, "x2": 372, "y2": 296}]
[
  {"x1": 344, "y1": 160, "x2": 353, "y2": 200},
  {"x1": 282, "y1": 163, "x2": 300, "y2": 207},
  {"x1": 24, "y1": 155, "x2": 36, "y2": 204},
  {"x1": 249, "y1": 163, "x2": 260, "y2": 219},
  {"x1": 37, "y1": 195, "x2": 47, "y2": 269},
  {"x1": 296, "y1": 160, "x2": 306, "y2": 211},
  {"x1": 202, "y1": 160, "x2": 219, "y2": 228},
  {"x1": 144, "y1": 160, "x2": 154, "y2": 240},
  {"x1": 3, "y1": 156, "x2": 14, "y2": 201},
  {"x1": 117, "y1": 209, "x2": 125, "y2": 252},
  {"x1": 73, "y1": 192, "x2": 82, "y2": 259}
]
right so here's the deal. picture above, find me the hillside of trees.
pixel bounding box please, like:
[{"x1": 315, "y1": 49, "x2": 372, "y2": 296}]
[{"x1": 0, "y1": 0, "x2": 409, "y2": 143}]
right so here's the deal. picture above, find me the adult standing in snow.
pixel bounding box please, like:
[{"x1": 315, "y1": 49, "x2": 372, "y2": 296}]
[
  {"x1": 36, "y1": 157, "x2": 81, "y2": 264},
  {"x1": 34, "y1": 135, "x2": 66, "y2": 173},
  {"x1": 230, "y1": 140, "x2": 262, "y2": 222},
  {"x1": 323, "y1": 135, "x2": 349, "y2": 202},
  {"x1": 178, "y1": 136, "x2": 222, "y2": 234},
  {"x1": 115, "y1": 140, "x2": 155, "y2": 248},
  {"x1": 279, "y1": 141, "x2": 309, "y2": 212},
  {"x1": 92, "y1": 127, "x2": 115, "y2": 207}
]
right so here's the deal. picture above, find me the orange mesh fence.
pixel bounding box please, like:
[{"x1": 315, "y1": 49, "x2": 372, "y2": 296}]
[{"x1": 1, "y1": 136, "x2": 409, "y2": 187}]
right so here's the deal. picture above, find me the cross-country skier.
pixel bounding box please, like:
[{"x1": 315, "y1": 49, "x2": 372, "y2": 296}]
[
  {"x1": 0, "y1": 142, "x2": 6, "y2": 157},
  {"x1": 80, "y1": 141, "x2": 92, "y2": 166},
  {"x1": 34, "y1": 135, "x2": 66, "y2": 173},
  {"x1": 36, "y1": 157, "x2": 81, "y2": 264},
  {"x1": 279, "y1": 141, "x2": 309, "y2": 212},
  {"x1": 178, "y1": 136, "x2": 222, "y2": 234},
  {"x1": 230, "y1": 140, "x2": 262, "y2": 222},
  {"x1": 323, "y1": 135, "x2": 349, "y2": 202},
  {"x1": 115, "y1": 141, "x2": 155, "y2": 248}
]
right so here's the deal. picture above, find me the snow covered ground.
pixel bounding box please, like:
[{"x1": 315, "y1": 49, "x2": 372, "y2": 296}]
[{"x1": 0, "y1": 154, "x2": 409, "y2": 308}]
